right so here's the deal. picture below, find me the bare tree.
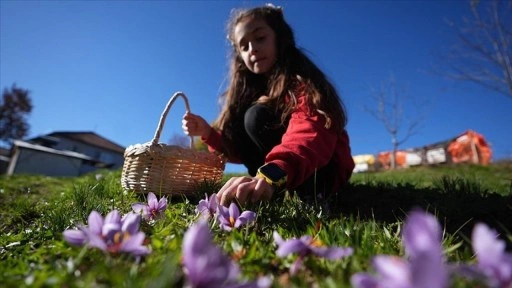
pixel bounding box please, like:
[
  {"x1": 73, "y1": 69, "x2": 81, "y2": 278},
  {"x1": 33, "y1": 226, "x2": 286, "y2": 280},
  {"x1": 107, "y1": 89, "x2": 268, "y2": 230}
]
[
  {"x1": 440, "y1": 0, "x2": 512, "y2": 98},
  {"x1": 364, "y1": 74, "x2": 428, "y2": 169}
]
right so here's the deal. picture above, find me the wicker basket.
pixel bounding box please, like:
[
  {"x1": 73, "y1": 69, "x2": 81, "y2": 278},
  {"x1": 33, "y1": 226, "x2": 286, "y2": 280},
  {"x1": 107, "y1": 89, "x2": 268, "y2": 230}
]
[{"x1": 121, "y1": 92, "x2": 225, "y2": 196}]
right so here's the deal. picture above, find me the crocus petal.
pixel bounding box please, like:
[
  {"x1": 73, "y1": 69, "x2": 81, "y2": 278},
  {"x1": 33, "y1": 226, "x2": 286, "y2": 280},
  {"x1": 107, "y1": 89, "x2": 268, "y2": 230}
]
[
  {"x1": 182, "y1": 221, "x2": 240, "y2": 287},
  {"x1": 183, "y1": 220, "x2": 214, "y2": 264},
  {"x1": 200, "y1": 259, "x2": 239, "y2": 287},
  {"x1": 120, "y1": 232, "x2": 150, "y2": 256},
  {"x1": 218, "y1": 205, "x2": 230, "y2": 220},
  {"x1": 198, "y1": 209, "x2": 212, "y2": 220},
  {"x1": 196, "y1": 194, "x2": 213, "y2": 219},
  {"x1": 228, "y1": 203, "x2": 240, "y2": 219},
  {"x1": 273, "y1": 231, "x2": 285, "y2": 245},
  {"x1": 209, "y1": 193, "x2": 218, "y2": 208},
  {"x1": 235, "y1": 211, "x2": 256, "y2": 228},
  {"x1": 276, "y1": 239, "x2": 308, "y2": 257},
  {"x1": 220, "y1": 223, "x2": 234, "y2": 232},
  {"x1": 209, "y1": 196, "x2": 219, "y2": 217},
  {"x1": 226, "y1": 277, "x2": 272, "y2": 288},
  {"x1": 157, "y1": 197, "x2": 168, "y2": 211},
  {"x1": 195, "y1": 194, "x2": 209, "y2": 213},
  {"x1": 472, "y1": 223, "x2": 512, "y2": 286},
  {"x1": 102, "y1": 222, "x2": 121, "y2": 239},
  {"x1": 85, "y1": 231, "x2": 107, "y2": 251},
  {"x1": 63, "y1": 229, "x2": 86, "y2": 246},
  {"x1": 218, "y1": 214, "x2": 231, "y2": 226},
  {"x1": 410, "y1": 252, "x2": 447, "y2": 288},
  {"x1": 497, "y1": 255, "x2": 512, "y2": 286},
  {"x1": 403, "y1": 210, "x2": 442, "y2": 258},
  {"x1": 132, "y1": 203, "x2": 148, "y2": 215},
  {"x1": 87, "y1": 211, "x2": 104, "y2": 235},
  {"x1": 103, "y1": 211, "x2": 122, "y2": 238},
  {"x1": 196, "y1": 201, "x2": 209, "y2": 215},
  {"x1": 310, "y1": 246, "x2": 353, "y2": 259},
  {"x1": 188, "y1": 255, "x2": 227, "y2": 286},
  {"x1": 350, "y1": 273, "x2": 380, "y2": 288},
  {"x1": 122, "y1": 212, "x2": 141, "y2": 234},
  {"x1": 217, "y1": 206, "x2": 232, "y2": 229},
  {"x1": 147, "y1": 192, "x2": 157, "y2": 206},
  {"x1": 372, "y1": 255, "x2": 410, "y2": 286},
  {"x1": 128, "y1": 246, "x2": 151, "y2": 257},
  {"x1": 472, "y1": 223, "x2": 504, "y2": 267},
  {"x1": 105, "y1": 210, "x2": 121, "y2": 225}
]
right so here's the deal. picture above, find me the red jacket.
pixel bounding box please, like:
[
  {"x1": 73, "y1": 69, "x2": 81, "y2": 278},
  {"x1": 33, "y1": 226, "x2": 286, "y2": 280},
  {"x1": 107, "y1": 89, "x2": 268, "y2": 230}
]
[{"x1": 202, "y1": 88, "x2": 355, "y2": 193}]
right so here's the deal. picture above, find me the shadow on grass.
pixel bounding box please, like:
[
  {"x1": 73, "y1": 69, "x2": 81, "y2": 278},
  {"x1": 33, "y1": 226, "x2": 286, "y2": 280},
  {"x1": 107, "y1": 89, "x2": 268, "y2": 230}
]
[
  {"x1": 163, "y1": 171, "x2": 512, "y2": 247},
  {"x1": 331, "y1": 177, "x2": 512, "y2": 246}
]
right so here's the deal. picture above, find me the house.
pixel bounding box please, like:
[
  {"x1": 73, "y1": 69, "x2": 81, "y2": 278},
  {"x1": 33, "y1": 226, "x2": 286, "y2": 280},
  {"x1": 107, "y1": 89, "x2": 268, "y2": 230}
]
[
  {"x1": 6, "y1": 131, "x2": 125, "y2": 177},
  {"x1": 0, "y1": 147, "x2": 10, "y2": 174}
]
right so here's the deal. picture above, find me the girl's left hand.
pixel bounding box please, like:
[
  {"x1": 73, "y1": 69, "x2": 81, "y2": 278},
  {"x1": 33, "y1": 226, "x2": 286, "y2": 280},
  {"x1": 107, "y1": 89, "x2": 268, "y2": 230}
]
[{"x1": 217, "y1": 176, "x2": 274, "y2": 206}]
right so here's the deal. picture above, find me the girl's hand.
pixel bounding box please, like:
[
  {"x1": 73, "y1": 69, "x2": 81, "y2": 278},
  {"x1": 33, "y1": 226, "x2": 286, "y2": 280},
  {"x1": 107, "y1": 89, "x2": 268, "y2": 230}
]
[
  {"x1": 217, "y1": 176, "x2": 274, "y2": 206},
  {"x1": 182, "y1": 112, "x2": 212, "y2": 139}
]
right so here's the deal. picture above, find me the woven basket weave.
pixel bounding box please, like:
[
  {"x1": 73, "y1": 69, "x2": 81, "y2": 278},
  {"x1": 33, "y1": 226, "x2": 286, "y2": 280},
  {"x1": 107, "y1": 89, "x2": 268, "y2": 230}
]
[{"x1": 121, "y1": 92, "x2": 225, "y2": 196}]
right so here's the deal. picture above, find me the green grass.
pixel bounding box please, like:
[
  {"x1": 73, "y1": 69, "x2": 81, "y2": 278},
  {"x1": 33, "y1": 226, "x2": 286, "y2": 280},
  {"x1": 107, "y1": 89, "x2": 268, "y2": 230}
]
[{"x1": 0, "y1": 162, "x2": 511, "y2": 287}]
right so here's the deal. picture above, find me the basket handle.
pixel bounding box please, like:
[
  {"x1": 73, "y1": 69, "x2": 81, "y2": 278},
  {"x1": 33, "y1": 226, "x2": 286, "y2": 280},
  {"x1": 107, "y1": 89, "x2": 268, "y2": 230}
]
[{"x1": 151, "y1": 91, "x2": 194, "y2": 149}]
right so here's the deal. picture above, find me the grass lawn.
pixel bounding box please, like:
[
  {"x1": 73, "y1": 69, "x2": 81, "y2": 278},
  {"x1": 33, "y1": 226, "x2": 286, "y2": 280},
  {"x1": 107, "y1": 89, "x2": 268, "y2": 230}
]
[{"x1": 1, "y1": 161, "x2": 511, "y2": 287}]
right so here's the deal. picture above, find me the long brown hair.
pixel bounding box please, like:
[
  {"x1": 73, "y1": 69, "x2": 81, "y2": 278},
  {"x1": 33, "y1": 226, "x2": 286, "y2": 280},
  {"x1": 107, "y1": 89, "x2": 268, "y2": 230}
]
[{"x1": 214, "y1": 5, "x2": 348, "y2": 157}]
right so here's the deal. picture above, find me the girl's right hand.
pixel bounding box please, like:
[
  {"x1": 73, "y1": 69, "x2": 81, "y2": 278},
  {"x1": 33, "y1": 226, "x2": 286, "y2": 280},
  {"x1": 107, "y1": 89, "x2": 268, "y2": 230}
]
[
  {"x1": 182, "y1": 112, "x2": 212, "y2": 139},
  {"x1": 216, "y1": 176, "x2": 274, "y2": 207}
]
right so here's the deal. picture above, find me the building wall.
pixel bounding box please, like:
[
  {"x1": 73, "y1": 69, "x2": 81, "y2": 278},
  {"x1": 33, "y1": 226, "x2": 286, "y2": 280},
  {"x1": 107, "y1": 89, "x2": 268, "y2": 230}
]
[
  {"x1": 10, "y1": 148, "x2": 82, "y2": 177},
  {"x1": 0, "y1": 159, "x2": 9, "y2": 174},
  {"x1": 52, "y1": 138, "x2": 124, "y2": 168}
]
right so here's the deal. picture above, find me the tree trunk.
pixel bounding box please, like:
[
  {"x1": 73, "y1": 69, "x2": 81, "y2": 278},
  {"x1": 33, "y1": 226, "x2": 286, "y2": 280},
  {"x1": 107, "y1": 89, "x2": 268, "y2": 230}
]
[{"x1": 391, "y1": 135, "x2": 398, "y2": 169}]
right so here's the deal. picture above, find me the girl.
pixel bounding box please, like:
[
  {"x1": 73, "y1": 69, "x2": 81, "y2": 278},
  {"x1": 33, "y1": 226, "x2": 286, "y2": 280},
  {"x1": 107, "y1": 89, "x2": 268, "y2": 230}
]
[{"x1": 183, "y1": 4, "x2": 355, "y2": 207}]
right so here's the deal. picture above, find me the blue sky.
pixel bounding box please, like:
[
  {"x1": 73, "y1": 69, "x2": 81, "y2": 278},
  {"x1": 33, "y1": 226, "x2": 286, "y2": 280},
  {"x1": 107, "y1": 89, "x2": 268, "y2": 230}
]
[{"x1": 1, "y1": 0, "x2": 511, "y2": 173}]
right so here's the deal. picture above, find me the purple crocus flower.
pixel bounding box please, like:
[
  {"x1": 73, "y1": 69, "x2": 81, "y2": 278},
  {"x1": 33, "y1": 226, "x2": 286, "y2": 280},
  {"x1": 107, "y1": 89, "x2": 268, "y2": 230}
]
[
  {"x1": 63, "y1": 210, "x2": 150, "y2": 257},
  {"x1": 63, "y1": 210, "x2": 105, "y2": 247},
  {"x1": 273, "y1": 231, "x2": 353, "y2": 275},
  {"x1": 63, "y1": 229, "x2": 87, "y2": 247},
  {"x1": 182, "y1": 221, "x2": 271, "y2": 288},
  {"x1": 132, "y1": 192, "x2": 168, "y2": 221},
  {"x1": 469, "y1": 223, "x2": 512, "y2": 287},
  {"x1": 196, "y1": 193, "x2": 218, "y2": 220},
  {"x1": 182, "y1": 220, "x2": 240, "y2": 287},
  {"x1": 351, "y1": 210, "x2": 448, "y2": 288},
  {"x1": 217, "y1": 203, "x2": 256, "y2": 231}
]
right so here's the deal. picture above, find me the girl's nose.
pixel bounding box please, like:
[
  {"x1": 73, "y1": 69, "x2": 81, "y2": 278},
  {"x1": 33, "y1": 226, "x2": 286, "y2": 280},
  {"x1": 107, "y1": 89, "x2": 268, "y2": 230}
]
[{"x1": 248, "y1": 42, "x2": 258, "y2": 54}]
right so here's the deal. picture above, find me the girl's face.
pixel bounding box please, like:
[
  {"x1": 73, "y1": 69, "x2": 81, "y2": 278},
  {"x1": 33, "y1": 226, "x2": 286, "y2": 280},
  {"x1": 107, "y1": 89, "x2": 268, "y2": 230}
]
[{"x1": 233, "y1": 17, "x2": 277, "y2": 75}]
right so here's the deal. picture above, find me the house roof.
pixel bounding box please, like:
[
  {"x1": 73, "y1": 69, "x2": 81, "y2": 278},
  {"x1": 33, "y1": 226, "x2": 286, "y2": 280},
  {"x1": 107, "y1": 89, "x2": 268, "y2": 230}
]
[
  {"x1": 14, "y1": 140, "x2": 95, "y2": 161},
  {"x1": 43, "y1": 131, "x2": 125, "y2": 154}
]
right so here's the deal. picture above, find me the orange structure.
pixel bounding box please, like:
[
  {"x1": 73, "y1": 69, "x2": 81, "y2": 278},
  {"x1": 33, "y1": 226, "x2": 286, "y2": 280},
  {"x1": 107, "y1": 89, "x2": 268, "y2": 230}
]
[
  {"x1": 373, "y1": 130, "x2": 492, "y2": 171},
  {"x1": 447, "y1": 130, "x2": 492, "y2": 165},
  {"x1": 377, "y1": 151, "x2": 408, "y2": 169}
]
